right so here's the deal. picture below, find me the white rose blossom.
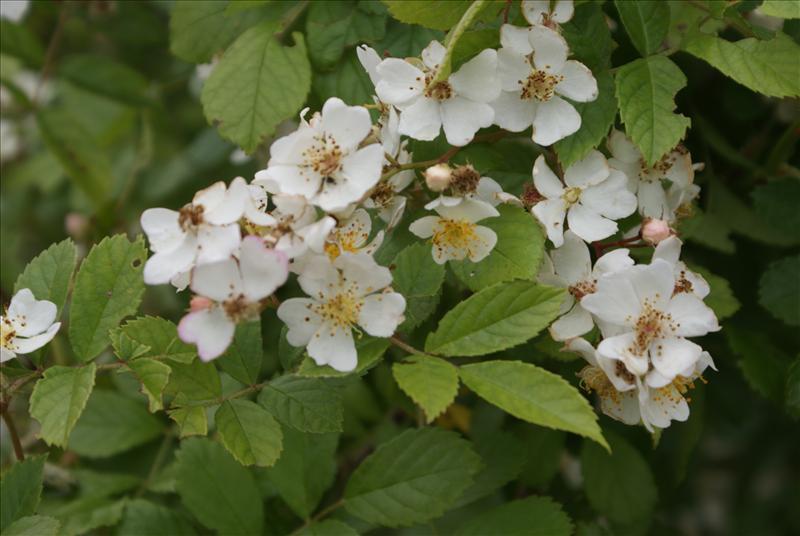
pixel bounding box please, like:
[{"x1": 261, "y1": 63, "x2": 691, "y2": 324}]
[
  {"x1": 538, "y1": 230, "x2": 634, "y2": 341},
  {"x1": 140, "y1": 177, "x2": 273, "y2": 287},
  {"x1": 1, "y1": 289, "x2": 61, "y2": 362},
  {"x1": 521, "y1": 0, "x2": 574, "y2": 26},
  {"x1": 324, "y1": 208, "x2": 384, "y2": 261},
  {"x1": 255, "y1": 97, "x2": 384, "y2": 212},
  {"x1": 492, "y1": 25, "x2": 597, "y2": 146},
  {"x1": 652, "y1": 236, "x2": 710, "y2": 299},
  {"x1": 178, "y1": 236, "x2": 289, "y2": 361},
  {"x1": 375, "y1": 41, "x2": 500, "y2": 146},
  {"x1": 278, "y1": 253, "x2": 406, "y2": 372},
  {"x1": 409, "y1": 198, "x2": 499, "y2": 264},
  {"x1": 530, "y1": 150, "x2": 637, "y2": 247}
]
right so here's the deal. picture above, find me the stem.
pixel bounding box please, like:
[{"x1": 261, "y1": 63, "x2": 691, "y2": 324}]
[
  {"x1": 1, "y1": 404, "x2": 25, "y2": 461},
  {"x1": 276, "y1": 0, "x2": 310, "y2": 42},
  {"x1": 389, "y1": 336, "x2": 439, "y2": 359},
  {"x1": 135, "y1": 430, "x2": 173, "y2": 497},
  {"x1": 34, "y1": 3, "x2": 69, "y2": 105},
  {"x1": 430, "y1": 0, "x2": 489, "y2": 84},
  {"x1": 292, "y1": 499, "x2": 346, "y2": 535}
]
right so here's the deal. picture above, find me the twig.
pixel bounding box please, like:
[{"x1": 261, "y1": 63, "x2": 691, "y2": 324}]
[
  {"x1": 135, "y1": 430, "x2": 173, "y2": 497},
  {"x1": 34, "y1": 2, "x2": 69, "y2": 105},
  {"x1": 291, "y1": 499, "x2": 346, "y2": 535},
  {"x1": 389, "y1": 336, "x2": 438, "y2": 359},
  {"x1": 1, "y1": 403, "x2": 25, "y2": 461}
]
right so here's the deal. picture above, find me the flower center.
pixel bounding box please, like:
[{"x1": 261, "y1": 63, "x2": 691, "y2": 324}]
[
  {"x1": 568, "y1": 279, "x2": 597, "y2": 300},
  {"x1": 449, "y1": 165, "x2": 481, "y2": 196},
  {"x1": 673, "y1": 270, "x2": 694, "y2": 295},
  {"x1": 303, "y1": 134, "x2": 343, "y2": 179},
  {"x1": 520, "y1": 70, "x2": 562, "y2": 101},
  {"x1": 433, "y1": 219, "x2": 479, "y2": 251},
  {"x1": 370, "y1": 182, "x2": 395, "y2": 208},
  {"x1": 222, "y1": 295, "x2": 261, "y2": 323},
  {"x1": 1, "y1": 317, "x2": 17, "y2": 350},
  {"x1": 563, "y1": 187, "x2": 581, "y2": 205},
  {"x1": 313, "y1": 291, "x2": 363, "y2": 329},
  {"x1": 628, "y1": 300, "x2": 677, "y2": 355},
  {"x1": 424, "y1": 76, "x2": 453, "y2": 101},
  {"x1": 178, "y1": 204, "x2": 204, "y2": 231}
]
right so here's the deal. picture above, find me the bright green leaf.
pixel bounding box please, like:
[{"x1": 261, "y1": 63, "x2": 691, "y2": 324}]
[
  {"x1": 116, "y1": 316, "x2": 196, "y2": 364},
  {"x1": 167, "y1": 406, "x2": 208, "y2": 438},
  {"x1": 615, "y1": 0, "x2": 670, "y2": 56},
  {"x1": 13, "y1": 239, "x2": 77, "y2": 316},
  {"x1": 760, "y1": 0, "x2": 800, "y2": 19},
  {"x1": 392, "y1": 242, "x2": 446, "y2": 329},
  {"x1": 456, "y1": 496, "x2": 573, "y2": 536},
  {"x1": 215, "y1": 399, "x2": 283, "y2": 467},
  {"x1": 3, "y1": 516, "x2": 61, "y2": 536},
  {"x1": 118, "y1": 499, "x2": 194, "y2": 536},
  {"x1": 759, "y1": 255, "x2": 800, "y2": 326},
  {"x1": 392, "y1": 355, "x2": 459, "y2": 422},
  {"x1": 50, "y1": 497, "x2": 127, "y2": 536},
  {"x1": 29, "y1": 364, "x2": 96, "y2": 447},
  {"x1": 0, "y1": 456, "x2": 46, "y2": 531},
  {"x1": 128, "y1": 358, "x2": 172, "y2": 412},
  {"x1": 258, "y1": 374, "x2": 343, "y2": 433},
  {"x1": 306, "y1": 0, "x2": 387, "y2": 69},
  {"x1": 166, "y1": 359, "x2": 222, "y2": 403},
  {"x1": 383, "y1": 0, "x2": 472, "y2": 30},
  {"x1": 217, "y1": 321, "x2": 262, "y2": 385}
]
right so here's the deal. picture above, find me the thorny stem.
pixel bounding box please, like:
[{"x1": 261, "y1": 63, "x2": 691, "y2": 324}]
[
  {"x1": 430, "y1": 0, "x2": 489, "y2": 84},
  {"x1": 1, "y1": 403, "x2": 25, "y2": 461}
]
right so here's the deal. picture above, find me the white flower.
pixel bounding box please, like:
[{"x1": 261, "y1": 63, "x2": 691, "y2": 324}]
[
  {"x1": 141, "y1": 177, "x2": 272, "y2": 286},
  {"x1": 178, "y1": 237, "x2": 288, "y2": 361},
  {"x1": 375, "y1": 41, "x2": 500, "y2": 146},
  {"x1": 426, "y1": 174, "x2": 508, "y2": 210},
  {"x1": 357, "y1": 44, "x2": 382, "y2": 87},
  {"x1": 324, "y1": 209, "x2": 384, "y2": 261},
  {"x1": 607, "y1": 129, "x2": 700, "y2": 221},
  {"x1": 278, "y1": 253, "x2": 406, "y2": 372},
  {"x1": 530, "y1": 151, "x2": 637, "y2": 247},
  {"x1": 652, "y1": 235, "x2": 710, "y2": 299},
  {"x1": 409, "y1": 199, "x2": 499, "y2": 264},
  {"x1": 581, "y1": 259, "x2": 720, "y2": 388},
  {"x1": 522, "y1": 0, "x2": 574, "y2": 26},
  {"x1": 0, "y1": 0, "x2": 29, "y2": 22},
  {"x1": 257, "y1": 97, "x2": 384, "y2": 212},
  {"x1": 538, "y1": 230, "x2": 633, "y2": 341},
  {"x1": 492, "y1": 25, "x2": 597, "y2": 146},
  {"x1": 1, "y1": 289, "x2": 60, "y2": 362}
]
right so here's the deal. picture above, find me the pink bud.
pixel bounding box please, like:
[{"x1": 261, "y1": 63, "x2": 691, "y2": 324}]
[
  {"x1": 424, "y1": 164, "x2": 452, "y2": 192},
  {"x1": 641, "y1": 218, "x2": 673, "y2": 244},
  {"x1": 189, "y1": 296, "x2": 213, "y2": 312}
]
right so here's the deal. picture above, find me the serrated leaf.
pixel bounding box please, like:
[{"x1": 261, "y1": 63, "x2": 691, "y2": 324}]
[
  {"x1": 0, "y1": 456, "x2": 46, "y2": 531},
  {"x1": 581, "y1": 431, "x2": 658, "y2": 523},
  {"x1": 118, "y1": 499, "x2": 194, "y2": 536},
  {"x1": 306, "y1": 0, "x2": 387, "y2": 69},
  {"x1": 166, "y1": 359, "x2": 221, "y2": 403},
  {"x1": 29, "y1": 364, "x2": 96, "y2": 447},
  {"x1": 69, "y1": 235, "x2": 146, "y2": 362},
  {"x1": 561, "y1": 1, "x2": 614, "y2": 71},
  {"x1": 217, "y1": 321, "x2": 262, "y2": 385},
  {"x1": 377, "y1": 19, "x2": 444, "y2": 57},
  {"x1": 201, "y1": 21, "x2": 311, "y2": 153},
  {"x1": 383, "y1": 0, "x2": 472, "y2": 30},
  {"x1": 167, "y1": 406, "x2": 208, "y2": 438},
  {"x1": 117, "y1": 316, "x2": 196, "y2": 363},
  {"x1": 615, "y1": 55, "x2": 690, "y2": 165},
  {"x1": 50, "y1": 496, "x2": 127, "y2": 536},
  {"x1": 456, "y1": 496, "x2": 573, "y2": 536},
  {"x1": 297, "y1": 336, "x2": 389, "y2": 377},
  {"x1": 615, "y1": 0, "x2": 670, "y2": 56},
  {"x1": 3, "y1": 516, "x2": 61, "y2": 536},
  {"x1": 59, "y1": 55, "x2": 151, "y2": 106},
  {"x1": 176, "y1": 438, "x2": 263, "y2": 535},
  {"x1": 454, "y1": 430, "x2": 527, "y2": 507},
  {"x1": 459, "y1": 361, "x2": 607, "y2": 449},
  {"x1": 344, "y1": 427, "x2": 482, "y2": 527},
  {"x1": 128, "y1": 358, "x2": 172, "y2": 412},
  {"x1": 425, "y1": 281, "x2": 565, "y2": 356},
  {"x1": 728, "y1": 329, "x2": 790, "y2": 405},
  {"x1": 262, "y1": 427, "x2": 339, "y2": 518},
  {"x1": 314, "y1": 49, "x2": 376, "y2": 105},
  {"x1": 759, "y1": 255, "x2": 800, "y2": 326},
  {"x1": 298, "y1": 520, "x2": 359, "y2": 536},
  {"x1": 69, "y1": 390, "x2": 162, "y2": 458},
  {"x1": 450, "y1": 205, "x2": 546, "y2": 291},
  {"x1": 392, "y1": 355, "x2": 458, "y2": 422},
  {"x1": 683, "y1": 33, "x2": 800, "y2": 98},
  {"x1": 13, "y1": 239, "x2": 77, "y2": 315},
  {"x1": 752, "y1": 179, "x2": 800, "y2": 240},
  {"x1": 258, "y1": 375, "x2": 343, "y2": 433},
  {"x1": 215, "y1": 399, "x2": 283, "y2": 467},
  {"x1": 760, "y1": 0, "x2": 800, "y2": 19},
  {"x1": 690, "y1": 266, "x2": 740, "y2": 321},
  {"x1": 392, "y1": 242, "x2": 446, "y2": 329},
  {"x1": 110, "y1": 330, "x2": 151, "y2": 360}
]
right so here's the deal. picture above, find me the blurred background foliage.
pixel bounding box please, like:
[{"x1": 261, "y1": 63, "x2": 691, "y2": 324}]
[{"x1": 0, "y1": 1, "x2": 798, "y2": 535}]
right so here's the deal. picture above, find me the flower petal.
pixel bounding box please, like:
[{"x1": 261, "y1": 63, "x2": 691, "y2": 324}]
[
  {"x1": 239, "y1": 236, "x2": 289, "y2": 301},
  {"x1": 667, "y1": 293, "x2": 720, "y2": 337},
  {"x1": 532, "y1": 155, "x2": 565, "y2": 198},
  {"x1": 335, "y1": 253, "x2": 392, "y2": 296},
  {"x1": 651, "y1": 336, "x2": 702, "y2": 380},
  {"x1": 143, "y1": 234, "x2": 198, "y2": 285},
  {"x1": 532, "y1": 198, "x2": 568, "y2": 247},
  {"x1": 11, "y1": 322, "x2": 61, "y2": 354},
  {"x1": 468, "y1": 225, "x2": 498, "y2": 262},
  {"x1": 556, "y1": 60, "x2": 597, "y2": 102},
  {"x1": 398, "y1": 96, "x2": 442, "y2": 141},
  {"x1": 436, "y1": 198, "x2": 499, "y2": 222},
  {"x1": 567, "y1": 203, "x2": 617, "y2": 243},
  {"x1": 178, "y1": 307, "x2": 235, "y2": 361},
  {"x1": 529, "y1": 25, "x2": 568, "y2": 73},
  {"x1": 320, "y1": 97, "x2": 373, "y2": 151},
  {"x1": 409, "y1": 215, "x2": 439, "y2": 239},
  {"x1": 440, "y1": 97, "x2": 494, "y2": 146},
  {"x1": 190, "y1": 258, "x2": 242, "y2": 302},
  {"x1": 356, "y1": 44, "x2": 382, "y2": 86},
  {"x1": 550, "y1": 230, "x2": 591, "y2": 285},
  {"x1": 607, "y1": 129, "x2": 641, "y2": 164},
  {"x1": 196, "y1": 224, "x2": 241, "y2": 265},
  {"x1": 375, "y1": 59, "x2": 425, "y2": 106},
  {"x1": 277, "y1": 298, "x2": 322, "y2": 347},
  {"x1": 581, "y1": 273, "x2": 640, "y2": 326},
  {"x1": 491, "y1": 90, "x2": 536, "y2": 132},
  {"x1": 308, "y1": 322, "x2": 357, "y2": 372},
  {"x1": 422, "y1": 40, "x2": 447, "y2": 70},
  {"x1": 593, "y1": 248, "x2": 634, "y2": 276},
  {"x1": 297, "y1": 255, "x2": 341, "y2": 300},
  {"x1": 550, "y1": 305, "x2": 593, "y2": 341},
  {"x1": 564, "y1": 150, "x2": 609, "y2": 188},
  {"x1": 500, "y1": 24, "x2": 533, "y2": 55},
  {"x1": 8, "y1": 288, "x2": 57, "y2": 337},
  {"x1": 531, "y1": 96, "x2": 581, "y2": 146},
  {"x1": 450, "y1": 49, "x2": 500, "y2": 103},
  {"x1": 358, "y1": 292, "x2": 406, "y2": 337},
  {"x1": 597, "y1": 332, "x2": 649, "y2": 376},
  {"x1": 580, "y1": 169, "x2": 637, "y2": 219},
  {"x1": 140, "y1": 208, "x2": 182, "y2": 253}
]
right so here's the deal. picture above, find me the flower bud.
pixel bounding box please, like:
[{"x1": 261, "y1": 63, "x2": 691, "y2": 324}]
[
  {"x1": 424, "y1": 163, "x2": 452, "y2": 192},
  {"x1": 189, "y1": 296, "x2": 214, "y2": 312},
  {"x1": 641, "y1": 218, "x2": 673, "y2": 244}
]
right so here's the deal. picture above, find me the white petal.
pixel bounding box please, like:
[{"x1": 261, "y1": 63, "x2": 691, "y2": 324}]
[
  {"x1": 375, "y1": 59, "x2": 425, "y2": 106},
  {"x1": 580, "y1": 170, "x2": 637, "y2": 219},
  {"x1": 581, "y1": 274, "x2": 640, "y2": 326},
  {"x1": 521, "y1": 0, "x2": 550, "y2": 24},
  {"x1": 1, "y1": 347, "x2": 16, "y2": 363},
  {"x1": 601, "y1": 390, "x2": 641, "y2": 426},
  {"x1": 440, "y1": 97, "x2": 494, "y2": 147},
  {"x1": 556, "y1": 60, "x2": 598, "y2": 102},
  {"x1": 450, "y1": 49, "x2": 500, "y2": 103},
  {"x1": 190, "y1": 258, "x2": 242, "y2": 302},
  {"x1": 532, "y1": 155, "x2": 565, "y2": 198},
  {"x1": 297, "y1": 255, "x2": 341, "y2": 300},
  {"x1": 140, "y1": 208, "x2": 182, "y2": 253},
  {"x1": 358, "y1": 292, "x2": 406, "y2": 337},
  {"x1": 500, "y1": 24, "x2": 533, "y2": 55},
  {"x1": 497, "y1": 47, "x2": 532, "y2": 92},
  {"x1": 644, "y1": 384, "x2": 689, "y2": 428},
  {"x1": 422, "y1": 40, "x2": 447, "y2": 70},
  {"x1": 238, "y1": 236, "x2": 289, "y2": 301},
  {"x1": 339, "y1": 144, "x2": 384, "y2": 197},
  {"x1": 11, "y1": 322, "x2": 61, "y2": 354},
  {"x1": 566, "y1": 337, "x2": 598, "y2": 366},
  {"x1": 531, "y1": 96, "x2": 581, "y2": 146},
  {"x1": 628, "y1": 260, "x2": 675, "y2": 310},
  {"x1": 196, "y1": 224, "x2": 241, "y2": 265},
  {"x1": 564, "y1": 150, "x2": 609, "y2": 188},
  {"x1": 178, "y1": 307, "x2": 235, "y2": 361},
  {"x1": 8, "y1": 288, "x2": 57, "y2": 336},
  {"x1": 409, "y1": 215, "x2": 439, "y2": 239},
  {"x1": 267, "y1": 163, "x2": 322, "y2": 199},
  {"x1": 667, "y1": 293, "x2": 720, "y2": 337},
  {"x1": 651, "y1": 336, "x2": 702, "y2": 380},
  {"x1": 597, "y1": 332, "x2": 649, "y2": 376},
  {"x1": 277, "y1": 298, "x2": 322, "y2": 347},
  {"x1": 606, "y1": 129, "x2": 641, "y2": 163},
  {"x1": 593, "y1": 248, "x2": 634, "y2": 276},
  {"x1": 653, "y1": 235, "x2": 681, "y2": 266},
  {"x1": 552, "y1": 0, "x2": 575, "y2": 23},
  {"x1": 203, "y1": 178, "x2": 247, "y2": 225},
  {"x1": 143, "y1": 234, "x2": 198, "y2": 285},
  {"x1": 468, "y1": 225, "x2": 498, "y2": 262},
  {"x1": 356, "y1": 44, "x2": 382, "y2": 86},
  {"x1": 637, "y1": 179, "x2": 669, "y2": 219},
  {"x1": 551, "y1": 230, "x2": 591, "y2": 285},
  {"x1": 398, "y1": 96, "x2": 442, "y2": 141},
  {"x1": 567, "y1": 204, "x2": 617, "y2": 243},
  {"x1": 308, "y1": 323, "x2": 357, "y2": 372},
  {"x1": 476, "y1": 177, "x2": 504, "y2": 207},
  {"x1": 529, "y1": 26, "x2": 568, "y2": 73},
  {"x1": 550, "y1": 305, "x2": 593, "y2": 341},
  {"x1": 320, "y1": 97, "x2": 373, "y2": 151},
  {"x1": 436, "y1": 198, "x2": 499, "y2": 223},
  {"x1": 335, "y1": 253, "x2": 392, "y2": 295},
  {"x1": 268, "y1": 126, "x2": 317, "y2": 166},
  {"x1": 532, "y1": 198, "x2": 567, "y2": 247},
  {"x1": 296, "y1": 216, "x2": 337, "y2": 255},
  {"x1": 491, "y1": 90, "x2": 536, "y2": 132},
  {"x1": 192, "y1": 181, "x2": 226, "y2": 213}
]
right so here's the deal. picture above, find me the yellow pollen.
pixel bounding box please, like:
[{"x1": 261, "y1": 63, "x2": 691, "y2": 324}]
[
  {"x1": 433, "y1": 219, "x2": 479, "y2": 251},
  {"x1": 312, "y1": 291, "x2": 363, "y2": 330},
  {"x1": 1, "y1": 317, "x2": 17, "y2": 350},
  {"x1": 302, "y1": 134, "x2": 343, "y2": 181},
  {"x1": 578, "y1": 366, "x2": 624, "y2": 405},
  {"x1": 563, "y1": 187, "x2": 581, "y2": 205},
  {"x1": 627, "y1": 299, "x2": 677, "y2": 355},
  {"x1": 519, "y1": 70, "x2": 562, "y2": 101}
]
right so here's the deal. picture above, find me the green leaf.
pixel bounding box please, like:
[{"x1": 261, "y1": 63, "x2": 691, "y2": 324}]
[
  {"x1": 450, "y1": 205, "x2": 546, "y2": 291},
  {"x1": 454, "y1": 430, "x2": 527, "y2": 507},
  {"x1": 554, "y1": 71, "x2": 617, "y2": 169},
  {"x1": 615, "y1": 0, "x2": 670, "y2": 56},
  {"x1": 13, "y1": 239, "x2": 77, "y2": 316},
  {"x1": 561, "y1": 1, "x2": 614, "y2": 71},
  {"x1": 392, "y1": 355, "x2": 459, "y2": 422},
  {"x1": 344, "y1": 427, "x2": 482, "y2": 527},
  {"x1": 678, "y1": 206, "x2": 735, "y2": 254},
  {"x1": 176, "y1": 438, "x2": 263, "y2": 535},
  {"x1": 690, "y1": 266, "x2": 740, "y2": 321},
  {"x1": 759, "y1": 255, "x2": 800, "y2": 326},
  {"x1": 297, "y1": 336, "x2": 389, "y2": 377},
  {"x1": 0, "y1": 20, "x2": 45, "y2": 67},
  {"x1": 215, "y1": 399, "x2": 283, "y2": 467},
  {"x1": 118, "y1": 499, "x2": 194, "y2": 536},
  {"x1": 615, "y1": 55, "x2": 690, "y2": 165},
  {"x1": 785, "y1": 359, "x2": 800, "y2": 418},
  {"x1": 581, "y1": 431, "x2": 658, "y2": 523},
  {"x1": 29, "y1": 364, "x2": 96, "y2": 447},
  {"x1": 306, "y1": 0, "x2": 387, "y2": 69},
  {"x1": 518, "y1": 427, "x2": 565, "y2": 488},
  {"x1": 683, "y1": 33, "x2": 800, "y2": 98},
  {"x1": 128, "y1": 358, "x2": 172, "y2": 412},
  {"x1": 201, "y1": 21, "x2": 312, "y2": 153},
  {"x1": 760, "y1": 0, "x2": 800, "y2": 19},
  {"x1": 36, "y1": 107, "x2": 113, "y2": 207},
  {"x1": 166, "y1": 359, "x2": 222, "y2": 403},
  {"x1": 3, "y1": 516, "x2": 61, "y2": 536},
  {"x1": 383, "y1": 0, "x2": 472, "y2": 30},
  {"x1": 752, "y1": 179, "x2": 800, "y2": 239},
  {"x1": 451, "y1": 28, "x2": 499, "y2": 69},
  {"x1": 728, "y1": 328, "x2": 790, "y2": 404},
  {"x1": 313, "y1": 50, "x2": 375, "y2": 105},
  {"x1": 377, "y1": 19, "x2": 443, "y2": 57},
  {"x1": 278, "y1": 324, "x2": 306, "y2": 371},
  {"x1": 258, "y1": 374, "x2": 343, "y2": 433},
  {"x1": 167, "y1": 406, "x2": 208, "y2": 438},
  {"x1": 217, "y1": 321, "x2": 262, "y2": 385},
  {"x1": 109, "y1": 331, "x2": 150, "y2": 361},
  {"x1": 69, "y1": 235, "x2": 146, "y2": 362},
  {"x1": 298, "y1": 520, "x2": 359, "y2": 536},
  {"x1": 456, "y1": 496, "x2": 573, "y2": 536},
  {"x1": 459, "y1": 361, "x2": 608, "y2": 449},
  {"x1": 116, "y1": 316, "x2": 196, "y2": 363},
  {"x1": 262, "y1": 427, "x2": 340, "y2": 518},
  {"x1": 50, "y1": 497, "x2": 127, "y2": 536},
  {"x1": 392, "y1": 242, "x2": 446, "y2": 329},
  {"x1": 0, "y1": 456, "x2": 46, "y2": 531},
  {"x1": 59, "y1": 55, "x2": 151, "y2": 106},
  {"x1": 425, "y1": 281, "x2": 565, "y2": 356},
  {"x1": 69, "y1": 390, "x2": 162, "y2": 458}
]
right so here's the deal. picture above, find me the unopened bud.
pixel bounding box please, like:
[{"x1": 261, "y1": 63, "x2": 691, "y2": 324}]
[
  {"x1": 641, "y1": 218, "x2": 673, "y2": 244},
  {"x1": 190, "y1": 296, "x2": 214, "y2": 312},
  {"x1": 424, "y1": 164, "x2": 452, "y2": 192}
]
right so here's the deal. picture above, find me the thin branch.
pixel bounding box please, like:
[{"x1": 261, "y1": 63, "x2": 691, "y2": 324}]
[
  {"x1": 34, "y1": 3, "x2": 69, "y2": 105},
  {"x1": 1, "y1": 404, "x2": 25, "y2": 461},
  {"x1": 291, "y1": 499, "x2": 346, "y2": 535}
]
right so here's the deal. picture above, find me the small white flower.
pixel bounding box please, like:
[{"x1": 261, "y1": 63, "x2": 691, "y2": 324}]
[
  {"x1": 278, "y1": 253, "x2": 406, "y2": 372},
  {"x1": 538, "y1": 230, "x2": 633, "y2": 341},
  {"x1": 521, "y1": 0, "x2": 574, "y2": 26},
  {"x1": 492, "y1": 25, "x2": 597, "y2": 146},
  {"x1": 580, "y1": 259, "x2": 720, "y2": 388},
  {"x1": 409, "y1": 199, "x2": 499, "y2": 264},
  {"x1": 256, "y1": 97, "x2": 384, "y2": 212},
  {"x1": 652, "y1": 236, "x2": 710, "y2": 299},
  {"x1": 178, "y1": 237, "x2": 289, "y2": 361},
  {"x1": 426, "y1": 174, "x2": 508, "y2": 210},
  {"x1": 1, "y1": 289, "x2": 61, "y2": 362},
  {"x1": 375, "y1": 41, "x2": 500, "y2": 146},
  {"x1": 530, "y1": 151, "x2": 637, "y2": 247},
  {"x1": 141, "y1": 177, "x2": 272, "y2": 286},
  {"x1": 324, "y1": 209, "x2": 384, "y2": 261},
  {"x1": 607, "y1": 129, "x2": 700, "y2": 221},
  {"x1": 0, "y1": 0, "x2": 30, "y2": 23}
]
